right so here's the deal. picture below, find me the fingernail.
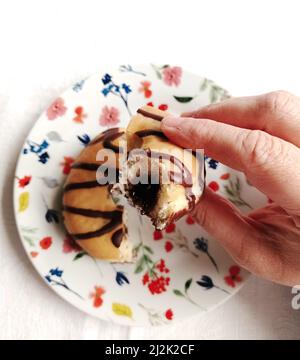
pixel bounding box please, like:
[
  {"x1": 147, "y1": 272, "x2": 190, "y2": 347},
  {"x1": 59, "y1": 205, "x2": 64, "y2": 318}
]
[{"x1": 162, "y1": 116, "x2": 182, "y2": 128}]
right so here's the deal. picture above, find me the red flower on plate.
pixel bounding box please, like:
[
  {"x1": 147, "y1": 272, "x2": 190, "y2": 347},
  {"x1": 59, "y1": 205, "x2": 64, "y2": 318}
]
[
  {"x1": 62, "y1": 236, "x2": 81, "y2": 253},
  {"x1": 46, "y1": 98, "x2": 67, "y2": 120},
  {"x1": 165, "y1": 309, "x2": 173, "y2": 320},
  {"x1": 165, "y1": 241, "x2": 173, "y2": 253},
  {"x1": 141, "y1": 258, "x2": 171, "y2": 295},
  {"x1": 208, "y1": 181, "x2": 219, "y2": 192},
  {"x1": 90, "y1": 286, "x2": 106, "y2": 308},
  {"x1": 61, "y1": 156, "x2": 74, "y2": 175},
  {"x1": 224, "y1": 265, "x2": 242, "y2": 288},
  {"x1": 146, "y1": 102, "x2": 168, "y2": 111},
  {"x1": 153, "y1": 230, "x2": 163, "y2": 240},
  {"x1": 162, "y1": 66, "x2": 182, "y2": 87},
  {"x1": 99, "y1": 105, "x2": 120, "y2": 127},
  {"x1": 39, "y1": 236, "x2": 52, "y2": 250},
  {"x1": 186, "y1": 215, "x2": 195, "y2": 225},
  {"x1": 148, "y1": 275, "x2": 170, "y2": 295},
  {"x1": 73, "y1": 106, "x2": 87, "y2": 123},
  {"x1": 220, "y1": 173, "x2": 230, "y2": 180},
  {"x1": 158, "y1": 104, "x2": 168, "y2": 111},
  {"x1": 143, "y1": 273, "x2": 150, "y2": 285},
  {"x1": 165, "y1": 223, "x2": 175, "y2": 233},
  {"x1": 139, "y1": 81, "x2": 152, "y2": 98},
  {"x1": 18, "y1": 175, "x2": 32, "y2": 188},
  {"x1": 30, "y1": 251, "x2": 38, "y2": 258},
  {"x1": 156, "y1": 259, "x2": 170, "y2": 273}
]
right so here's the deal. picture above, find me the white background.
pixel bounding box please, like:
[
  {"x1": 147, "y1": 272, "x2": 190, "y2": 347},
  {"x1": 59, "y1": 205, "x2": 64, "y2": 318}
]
[{"x1": 0, "y1": 0, "x2": 300, "y2": 340}]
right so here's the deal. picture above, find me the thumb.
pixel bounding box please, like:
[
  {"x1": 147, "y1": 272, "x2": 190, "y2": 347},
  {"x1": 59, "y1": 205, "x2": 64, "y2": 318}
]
[{"x1": 192, "y1": 188, "x2": 264, "y2": 270}]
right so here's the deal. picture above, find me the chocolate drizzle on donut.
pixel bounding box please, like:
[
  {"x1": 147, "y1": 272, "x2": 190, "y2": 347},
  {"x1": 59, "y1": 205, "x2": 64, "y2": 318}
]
[
  {"x1": 71, "y1": 210, "x2": 123, "y2": 241},
  {"x1": 135, "y1": 129, "x2": 167, "y2": 140},
  {"x1": 148, "y1": 150, "x2": 193, "y2": 188},
  {"x1": 64, "y1": 180, "x2": 103, "y2": 192},
  {"x1": 111, "y1": 229, "x2": 123, "y2": 247},
  {"x1": 72, "y1": 162, "x2": 99, "y2": 171},
  {"x1": 71, "y1": 162, "x2": 120, "y2": 182},
  {"x1": 137, "y1": 108, "x2": 163, "y2": 121},
  {"x1": 63, "y1": 205, "x2": 122, "y2": 219},
  {"x1": 88, "y1": 128, "x2": 124, "y2": 149},
  {"x1": 63, "y1": 127, "x2": 125, "y2": 248},
  {"x1": 88, "y1": 128, "x2": 116, "y2": 146},
  {"x1": 103, "y1": 130, "x2": 124, "y2": 153}
]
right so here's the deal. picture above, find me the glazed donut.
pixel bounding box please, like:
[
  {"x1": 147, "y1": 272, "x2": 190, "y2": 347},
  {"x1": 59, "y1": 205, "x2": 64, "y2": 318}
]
[
  {"x1": 115, "y1": 106, "x2": 205, "y2": 230},
  {"x1": 62, "y1": 128, "x2": 132, "y2": 262}
]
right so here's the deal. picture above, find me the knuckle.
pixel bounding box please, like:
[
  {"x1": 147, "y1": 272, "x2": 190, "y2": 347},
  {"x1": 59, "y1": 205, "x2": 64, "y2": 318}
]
[
  {"x1": 239, "y1": 129, "x2": 284, "y2": 170},
  {"x1": 263, "y1": 90, "x2": 294, "y2": 115}
]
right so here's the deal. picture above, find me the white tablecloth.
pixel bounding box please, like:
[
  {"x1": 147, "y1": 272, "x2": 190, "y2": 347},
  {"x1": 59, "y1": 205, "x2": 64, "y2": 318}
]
[{"x1": 1, "y1": 0, "x2": 300, "y2": 340}]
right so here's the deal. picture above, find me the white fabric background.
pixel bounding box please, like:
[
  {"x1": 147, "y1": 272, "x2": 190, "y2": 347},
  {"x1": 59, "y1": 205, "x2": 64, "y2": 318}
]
[{"x1": 1, "y1": 0, "x2": 300, "y2": 340}]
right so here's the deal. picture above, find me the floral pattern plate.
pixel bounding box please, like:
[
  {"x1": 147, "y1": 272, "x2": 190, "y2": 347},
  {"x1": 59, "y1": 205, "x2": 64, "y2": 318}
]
[{"x1": 13, "y1": 64, "x2": 267, "y2": 326}]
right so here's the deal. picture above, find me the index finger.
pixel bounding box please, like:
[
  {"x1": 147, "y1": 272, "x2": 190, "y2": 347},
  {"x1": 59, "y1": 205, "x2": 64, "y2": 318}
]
[{"x1": 183, "y1": 91, "x2": 300, "y2": 148}]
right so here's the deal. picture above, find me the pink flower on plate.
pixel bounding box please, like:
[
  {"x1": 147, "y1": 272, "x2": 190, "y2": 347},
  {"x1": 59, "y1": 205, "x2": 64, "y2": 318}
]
[
  {"x1": 46, "y1": 98, "x2": 67, "y2": 120},
  {"x1": 162, "y1": 66, "x2": 182, "y2": 86},
  {"x1": 99, "y1": 105, "x2": 120, "y2": 127}
]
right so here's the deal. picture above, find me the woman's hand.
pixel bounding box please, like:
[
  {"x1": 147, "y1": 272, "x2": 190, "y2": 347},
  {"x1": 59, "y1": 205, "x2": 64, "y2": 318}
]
[{"x1": 162, "y1": 91, "x2": 300, "y2": 286}]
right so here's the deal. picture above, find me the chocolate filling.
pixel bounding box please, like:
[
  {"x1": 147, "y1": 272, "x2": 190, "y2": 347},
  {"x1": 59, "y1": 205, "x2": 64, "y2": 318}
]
[
  {"x1": 127, "y1": 178, "x2": 160, "y2": 216},
  {"x1": 128, "y1": 149, "x2": 196, "y2": 210}
]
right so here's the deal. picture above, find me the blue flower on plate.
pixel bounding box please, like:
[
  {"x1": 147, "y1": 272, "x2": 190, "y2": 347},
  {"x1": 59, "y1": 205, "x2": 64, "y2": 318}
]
[
  {"x1": 38, "y1": 152, "x2": 50, "y2": 164},
  {"x1": 102, "y1": 73, "x2": 112, "y2": 85},
  {"x1": 25, "y1": 139, "x2": 50, "y2": 164},
  {"x1": 49, "y1": 268, "x2": 63, "y2": 277},
  {"x1": 122, "y1": 83, "x2": 131, "y2": 94},
  {"x1": 102, "y1": 87, "x2": 110, "y2": 96},
  {"x1": 194, "y1": 237, "x2": 219, "y2": 273},
  {"x1": 194, "y1": 237, "x2": 208, "y2": 252},
  {"x1": 44, "y1": 268, "x2": 83, "y2": 299},
  {"x1": 77, "y1": 134, "x2": 91, "y2": 146},
  {"x1": 100, "y1": 73, "x2": 132, "y2": 115},
  {"x1": 115, "y1": 271, "x2": 130, "y2": 286},
  {"x1": 45, "y1": 208, "x2": 59, "y2": 223},
  {"x1": 38, "y1": 140, "x2": 49, "y2": 152},
  {"x1": 208, "y1": 159, "x2": 218, "y2": 169},
  {"x1": 28, "y1": 140, "x2": 49, "y2": 154},
  {"x1": 197, "y1": 275, "x2": 214, "y2": 290},
  {"x1": 197, "y1": 275, "x2": 230, "y2": 294}
]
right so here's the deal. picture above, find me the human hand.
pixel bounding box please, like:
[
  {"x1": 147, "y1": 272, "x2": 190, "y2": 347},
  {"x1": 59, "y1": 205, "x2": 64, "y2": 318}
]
[{"x1": 162, "y1": 91, "x2": 300, "y2": 286}]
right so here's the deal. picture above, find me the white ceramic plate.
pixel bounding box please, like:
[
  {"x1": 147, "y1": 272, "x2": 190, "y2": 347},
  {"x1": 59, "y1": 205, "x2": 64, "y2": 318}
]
[{"x1": 13, "y1": 64, "x2": 267, "y2": 326}]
